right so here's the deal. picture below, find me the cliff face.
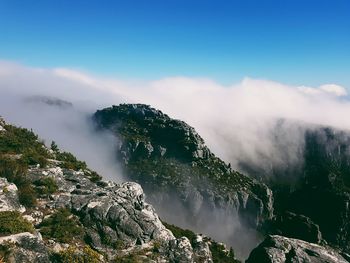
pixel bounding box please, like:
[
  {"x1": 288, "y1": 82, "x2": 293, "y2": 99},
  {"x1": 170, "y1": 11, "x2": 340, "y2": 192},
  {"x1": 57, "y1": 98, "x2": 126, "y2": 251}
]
[
  {"x1": 271, "y1": 128, "x2": 350, "y2": 253},
  {"x1": 0, "y1": 118, "x2": 238, "y2": 263},
  {"x1": 93, "y1": 104, "x2": 274, "y2": 232}
]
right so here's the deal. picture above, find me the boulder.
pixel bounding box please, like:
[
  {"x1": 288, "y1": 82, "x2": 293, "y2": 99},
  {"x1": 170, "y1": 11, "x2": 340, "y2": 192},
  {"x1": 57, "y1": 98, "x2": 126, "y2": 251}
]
[{"x1": 246, "y1": 235, "x2": 348, "y2": 263}]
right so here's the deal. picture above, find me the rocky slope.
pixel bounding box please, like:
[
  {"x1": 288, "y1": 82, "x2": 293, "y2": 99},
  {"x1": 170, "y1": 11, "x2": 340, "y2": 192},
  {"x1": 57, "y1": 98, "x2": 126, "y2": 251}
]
[
  {"x1": 93, "y1": 104, "x2": 274, "y2": 234},
  {"x1": 0, "y1": 117, "x2": 239, "y2": 262}
]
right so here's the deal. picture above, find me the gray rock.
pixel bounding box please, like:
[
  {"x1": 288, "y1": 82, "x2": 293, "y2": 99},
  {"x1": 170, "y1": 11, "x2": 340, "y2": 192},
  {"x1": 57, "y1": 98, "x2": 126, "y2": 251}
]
[
  {"x1": 272, "y1": 212, "x2": 322, "y2": 244},
  {"x1": 0, "y1": 177, "x2": 25, "y2": 213},
  {"x1": 246, "y1": 235, "x2": 348, "y2": 263},
  {"x1": 0, "y1": 233, "x2": 50, "y2": 263}
]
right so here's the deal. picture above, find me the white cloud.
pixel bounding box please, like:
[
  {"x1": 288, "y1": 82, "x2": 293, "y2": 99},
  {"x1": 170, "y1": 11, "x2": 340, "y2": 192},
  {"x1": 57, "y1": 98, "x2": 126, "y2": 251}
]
[
  {"x1": 0, "y1": 61, "x2": 349, "y2": 176},
  {"x1": 319, "y1": 84, "x2": 348, "y2": 96},
  {"x1": 298, "y1": 83, "x2": 347, "y2": 97}
]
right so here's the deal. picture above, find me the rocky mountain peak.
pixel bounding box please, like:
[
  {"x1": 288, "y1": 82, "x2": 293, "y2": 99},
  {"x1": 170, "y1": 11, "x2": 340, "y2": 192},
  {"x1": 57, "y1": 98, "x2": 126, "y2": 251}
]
[{"x1": 94, "y1": 104, "x2": 210, "y2": 162}]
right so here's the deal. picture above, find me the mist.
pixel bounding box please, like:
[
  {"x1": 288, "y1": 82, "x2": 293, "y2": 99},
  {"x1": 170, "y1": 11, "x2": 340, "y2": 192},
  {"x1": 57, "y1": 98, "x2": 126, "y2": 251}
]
[{"x1": 1, "y1": 61, "x2": 350, "y2": 258}]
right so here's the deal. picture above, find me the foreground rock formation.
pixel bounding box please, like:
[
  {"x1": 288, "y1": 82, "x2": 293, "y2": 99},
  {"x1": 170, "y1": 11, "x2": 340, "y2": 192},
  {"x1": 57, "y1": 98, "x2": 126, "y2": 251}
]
[{"x1": 246, "y1": 235, "x2": 348, "y2": 263}]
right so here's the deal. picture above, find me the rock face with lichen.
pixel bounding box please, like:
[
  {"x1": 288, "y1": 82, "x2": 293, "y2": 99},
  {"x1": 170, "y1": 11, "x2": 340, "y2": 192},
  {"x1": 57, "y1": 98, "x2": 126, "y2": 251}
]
[
  {"x1": 0, "y1": 117, "x2": 238, "y2": 262},
  {"x1": 93, "y1": 104, "x2": 274, "y2": 232},
  {"x1": 246, "y1": 235, "x2": 348, "y2": 263}
]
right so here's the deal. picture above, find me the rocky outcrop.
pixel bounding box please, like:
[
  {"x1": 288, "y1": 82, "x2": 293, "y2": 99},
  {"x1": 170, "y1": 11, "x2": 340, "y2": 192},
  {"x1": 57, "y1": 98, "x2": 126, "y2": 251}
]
[
  {"x1": 0, "y1": 117, "x2": 5, "y2": 132},
  {"x1": 0, "y1": 232, "x2": 51, "y2": 263},
  {"x1": 271, "y1": 212, "x2": 322, "y2": 244},
  {"x1": 25, "y1": 166, "x2": 217, "y2": 262},
  {"x1": 0, "y1": 178, "x2": 25, "y2": 213},
  {"x1": 93, "y1": 104, "x2": 274, "y2": 232},
  {"x1": 246, "y1": 235, "x2": 348, "y2": 263}
]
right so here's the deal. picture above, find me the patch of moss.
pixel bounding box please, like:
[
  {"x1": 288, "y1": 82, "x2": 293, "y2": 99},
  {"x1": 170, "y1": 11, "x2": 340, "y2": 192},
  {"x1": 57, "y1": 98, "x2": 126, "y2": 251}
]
[
  {"x1": 39, "y1": 208, "x2": 83, "y2": 243},
  {"x1": 0, "y1": 211, "x2": 34, "y2": 235}
]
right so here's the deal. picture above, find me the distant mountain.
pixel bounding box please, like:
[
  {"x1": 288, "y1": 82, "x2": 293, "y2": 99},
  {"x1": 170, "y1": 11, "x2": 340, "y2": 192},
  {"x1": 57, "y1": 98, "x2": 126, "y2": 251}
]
[
  {"x1": 93, "y1": 104, "x2": 274, "y2": 233},
  {"x1": 24, "y1": 95, "x2": 73, "y2": 108},
  {"x1": 270, "y1": 127, "x2": 350, "y2": 253}
]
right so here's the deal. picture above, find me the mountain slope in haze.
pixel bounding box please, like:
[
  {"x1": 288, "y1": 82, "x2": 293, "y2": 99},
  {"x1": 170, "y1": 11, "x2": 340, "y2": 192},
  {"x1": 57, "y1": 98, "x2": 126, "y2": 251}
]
[
  {"x1": 93, "y1": 104, "x2": 274, "y2": 227},
  {"x1": 270, "y1": 127, "x2": 350, "y2": 254},
  {"x1": 93, "y1": 104, "x2": 276, "y2": 257},
  {"x1": 0, "y1": 117, "x2": 239, "y2": 263},
  {"x1": 92, "y1": 104, "x2": 350, "y2": 262}
]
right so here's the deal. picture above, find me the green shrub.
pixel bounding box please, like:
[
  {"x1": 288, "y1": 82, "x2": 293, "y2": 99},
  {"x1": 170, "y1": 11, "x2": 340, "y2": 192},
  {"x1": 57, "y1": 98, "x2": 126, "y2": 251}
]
[
  {"x1": 210, "y1": 242, "x2": 240, "y2": 263},
  {"x1": 0, "y1": 124, "x2": 50, "y2": 162},
  {"x1": 0, "y1": 156, "x2": 27, "y2": 182},
  {"x1": 87, "y1": 171, "x2": 102, "y2": 183},
  {"x1": 0, "y1": 211, "x2": 34, "y2": 235},
  {"x1": 0, "y1": 156, "x2": 37, "y2": 208},
  {"x1": 52, "y1": 245, "x2": 101, "y2": 263},
  {"x1": 17, "y1": 182, "x2": 37, "y2": 208},
  {"x1": 39, "y1": 208, "x2": 83, "y2": 243},
  {"x1": 22, "y1": 149, "x2": 48, "y2": 167},
  {"x1": 50, "y1": 141, "x2": 59, "y2": 152},
  {"x1": 162, "y1": 221, "x2": 196, "y2": 245},
  {"x1": 56, "y1": 151, "x2": 87, "y2": 170},
  {"x1": 33, "y1": 177, "x2": 58, "y2": 196}
]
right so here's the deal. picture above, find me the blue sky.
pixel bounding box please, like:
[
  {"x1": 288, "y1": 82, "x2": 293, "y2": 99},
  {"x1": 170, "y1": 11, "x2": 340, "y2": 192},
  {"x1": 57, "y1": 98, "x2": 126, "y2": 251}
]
[{"x1": 0, "y1": 0, "x2": 349, "y2": 87}]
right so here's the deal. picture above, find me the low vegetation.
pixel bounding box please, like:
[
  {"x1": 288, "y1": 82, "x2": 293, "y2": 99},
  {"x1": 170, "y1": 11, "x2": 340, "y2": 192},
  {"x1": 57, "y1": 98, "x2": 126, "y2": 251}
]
[
  {"x1": 0, "y1": 211, "x2": 34, "y2": 235},
  {"x1": 0, "y1": 156, "x2": 37, "y2": 207},
  {"x1": 162, "y1": 221, "x2": 196, "y2": 244},
  {"x1": 39, "y1": 208, "x2": 83, "y2": 243},
  {"x1": 52, "y1": 245, "x2": 101, "y2": 263},
  {"x1": 33, "y1": 177, "x2": 58, "y2": 196},
  {"x1": 0, "y1": 124, "x2": 50, "y2": 167}
]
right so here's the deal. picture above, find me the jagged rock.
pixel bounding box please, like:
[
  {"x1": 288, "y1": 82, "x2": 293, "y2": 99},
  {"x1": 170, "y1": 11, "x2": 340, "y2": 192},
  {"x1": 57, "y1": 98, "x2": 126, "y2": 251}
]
[
  {"x1": 167, "y1": 237, "x2": 195, "y2": 263},
  {"x1": 192, "y1": 235, "x2": 213, "y2": 263},
  {"x1": 0, "y1": 177, "x2": 25, "y2": 213},
  {"x1": 246, "y1": 235, "x2": 348, "y2": 263},
  {"x1": 0, "y1": 232, "x2": 50, "y2": 263},
  {"x1": 0, "y1": 117, "x2": 5, "y2": 132},
  {"x1": 272, "y1": 212, "x2": 322, "y2": 244}
]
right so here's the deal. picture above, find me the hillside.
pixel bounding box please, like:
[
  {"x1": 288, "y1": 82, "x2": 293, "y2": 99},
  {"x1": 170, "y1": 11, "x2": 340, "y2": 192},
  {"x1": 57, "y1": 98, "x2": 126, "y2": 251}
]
[
  {"x1": 93, "y1": 105, "x2": 274, "y2": 239},
  {"x1": 0, "y1": 117, "x2": 239, "y2": 263},
  {"x1": 92, "y1": 103, "x2": 350, "y2": 262}
]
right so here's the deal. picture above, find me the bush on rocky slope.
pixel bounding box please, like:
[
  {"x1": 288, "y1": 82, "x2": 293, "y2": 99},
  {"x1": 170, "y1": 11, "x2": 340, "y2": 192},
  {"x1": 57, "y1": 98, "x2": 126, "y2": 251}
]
[
  {"x1": 39, "y1": 208, "x2": 83, "y2": 243},
  {"x1": 0, "y1": 211, "x2": 34, "y2": 235},
  {"x1": 51, "y1": 245, "x2": 101, "y2": 263}
]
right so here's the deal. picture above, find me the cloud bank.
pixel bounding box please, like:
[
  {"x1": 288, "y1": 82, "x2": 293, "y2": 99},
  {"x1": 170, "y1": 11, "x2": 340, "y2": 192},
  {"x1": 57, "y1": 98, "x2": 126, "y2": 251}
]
[{"x1": 0, "y1": 61, "x2": 349, "y2": 179}]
